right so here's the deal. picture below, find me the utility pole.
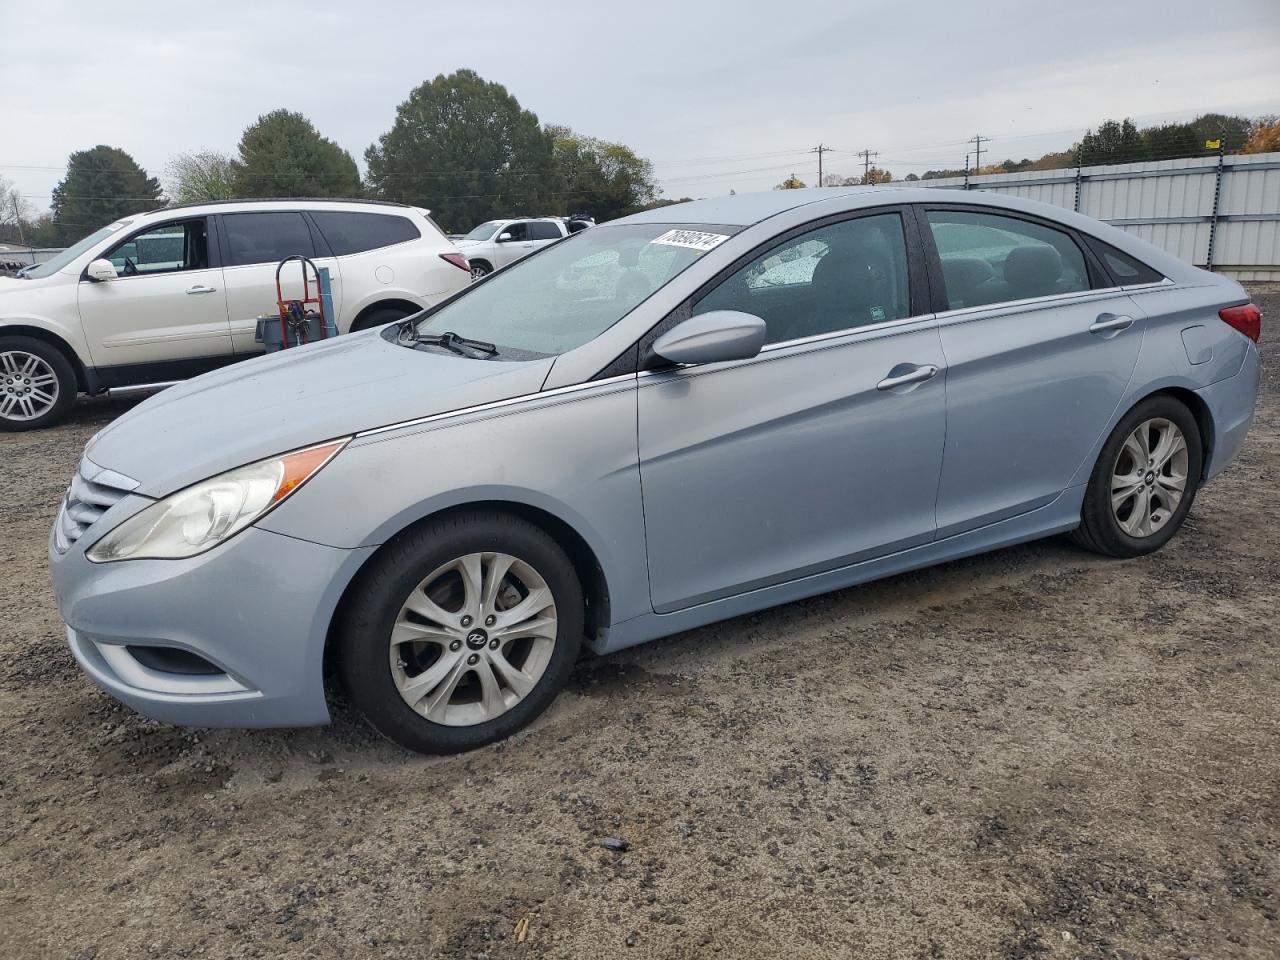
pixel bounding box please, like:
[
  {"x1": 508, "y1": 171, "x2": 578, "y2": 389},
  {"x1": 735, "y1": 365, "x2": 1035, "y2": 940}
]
[
  {"x1": 968, "y1": 134, "x2": 990, "y2": 177},
  {"x1": 857, "y1": 148, "x2": 879, "y2": 184},
  {"x1": 9, "y1": 193, "x2": 28, "y2": 253},
  {"x1": 811, "y1": 143, "x2": 827, "y2": 186}
]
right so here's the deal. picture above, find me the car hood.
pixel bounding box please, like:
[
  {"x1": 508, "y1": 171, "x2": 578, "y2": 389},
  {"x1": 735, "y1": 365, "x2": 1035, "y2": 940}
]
[
  {"x1": 86, "y1": 330, "x2": 555, "y2": 497},
  {"x1": 0, "y1": 270, "x2": 72, "y2": 301},
  {"x1": 453, "y1": 239, "x2": 487, "y2": 249}
]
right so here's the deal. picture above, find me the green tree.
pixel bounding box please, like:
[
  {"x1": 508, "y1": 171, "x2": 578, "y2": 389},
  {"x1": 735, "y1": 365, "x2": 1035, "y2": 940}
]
[
  {"x1": 232, "y1": 110, "x2": 362, "y2": 199},
  {"x1": 774, "y1": 173, "x2": 806, "y2": 189},
  {"x1": 549, "y1": 126, "x2": 658, "y2": 221},
  {"x1": 165, "y1": 150, "x2": 235, "y2": 204},
  {"x1": 49, "y1": 145, "x2": 164, "y2": 243},
  {"x1": 365, "y1": 69, "x2": 558, "y2": 231},
  {"x1": 1079, "y1": 118, "x2": 1143, "y2": 164}
]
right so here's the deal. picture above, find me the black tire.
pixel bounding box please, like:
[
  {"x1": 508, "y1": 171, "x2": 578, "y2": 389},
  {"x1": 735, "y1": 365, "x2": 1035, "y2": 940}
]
[
  {"x1": 0, "y1": 335, "x2": 77, "y2": 432},
  {"x1": 1071, "y1": 394, "x2": 1203, "y2": 558},
  {"x1": 469, "y1": 261, "x2": 492, "y2": 281},
  {"x1": 336, "y1": 510, "x2": 584, "y2": 754},
  {"x1": 349, "y1": 306, "x2": 413, "y2": 333}
]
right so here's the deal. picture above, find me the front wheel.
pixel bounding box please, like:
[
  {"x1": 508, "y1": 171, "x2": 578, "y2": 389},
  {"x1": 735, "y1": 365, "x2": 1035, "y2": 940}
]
[
  {"x1": 1072, "y1": 395, "x2": 1203, "y2": 558},
  {"x1": 470, "y1": 261, "x2": 491, "y2": 282},
  {"x1": 336, "y1": 511, "x2": 583, "y2": 754},
  {"x1": 0, "y1": 336, "x2": 77, "y2": 431}
]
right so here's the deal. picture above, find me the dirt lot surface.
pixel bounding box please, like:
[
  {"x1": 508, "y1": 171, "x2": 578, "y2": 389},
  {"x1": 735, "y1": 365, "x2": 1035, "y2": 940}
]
[{"x1": 2, "y1": 289, "x2": 1277, "y2": 960}]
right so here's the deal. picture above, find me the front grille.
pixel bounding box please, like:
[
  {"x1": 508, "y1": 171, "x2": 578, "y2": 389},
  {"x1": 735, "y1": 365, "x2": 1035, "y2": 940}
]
[{"x1": 54, "y1": 456, "x2": 140, "y2": 553}]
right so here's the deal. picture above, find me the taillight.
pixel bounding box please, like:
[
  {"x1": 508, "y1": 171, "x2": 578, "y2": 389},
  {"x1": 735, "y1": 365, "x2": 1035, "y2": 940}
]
[
  {"x1": 439, "y1": 253, "x2": 470, "y2": 272},
  {"x1": 1219, "y1": 303, "x2": 1261, "y2": 343}
]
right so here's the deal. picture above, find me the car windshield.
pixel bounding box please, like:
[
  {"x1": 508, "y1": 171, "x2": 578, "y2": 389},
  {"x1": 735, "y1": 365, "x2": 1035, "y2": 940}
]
[
  {"x1": 414, "y1": 222, "x2": 739, "y2": 356},
  {"x1": 463, "y1": 221, "x2": 503, "y2": 241},
  {"x1": 21, "y1": 222, "x2": 130, "y2": 279}
]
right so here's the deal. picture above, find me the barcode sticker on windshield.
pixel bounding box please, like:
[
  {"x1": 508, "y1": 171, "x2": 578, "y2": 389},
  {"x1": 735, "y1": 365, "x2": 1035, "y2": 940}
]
[{"x1": 651, "y1": 229, "x2": 730, "y2": 252}]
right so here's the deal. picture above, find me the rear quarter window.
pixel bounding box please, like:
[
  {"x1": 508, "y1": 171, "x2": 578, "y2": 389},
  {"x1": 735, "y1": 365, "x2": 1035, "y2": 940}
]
[
  {"x1": 1082, "y1": 235, "x2": 1165, "y2": 285},
  {"x1": 310, "y1": 211, "x2": 422, "y2": 256}
]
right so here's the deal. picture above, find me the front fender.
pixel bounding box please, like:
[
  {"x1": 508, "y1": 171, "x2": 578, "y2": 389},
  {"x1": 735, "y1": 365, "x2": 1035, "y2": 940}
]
[{"x1": 255, "y1": 380, "x2": 653, "y2": 626}]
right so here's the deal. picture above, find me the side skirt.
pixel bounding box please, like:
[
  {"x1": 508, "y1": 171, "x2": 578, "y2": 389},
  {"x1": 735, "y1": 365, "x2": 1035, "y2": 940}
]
[
  {"x1": 592, "y1": 485, "x2": 1087, "y2": 655},
  {"x1": 86, "y1": 354, "x2": 243, "y2": 393}
]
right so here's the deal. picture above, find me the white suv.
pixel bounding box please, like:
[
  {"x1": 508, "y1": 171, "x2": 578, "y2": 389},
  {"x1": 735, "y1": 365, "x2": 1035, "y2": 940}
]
[
  {"x1": 455, "y1": 217, "x2": 581, "y2": 280},
  {"x1": 0, "y1": 199, "x2": 471, "y2": 430}
]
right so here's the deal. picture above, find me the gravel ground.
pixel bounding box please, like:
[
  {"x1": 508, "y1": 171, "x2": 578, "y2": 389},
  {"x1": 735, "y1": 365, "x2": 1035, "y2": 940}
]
[{"x1": 1, "y1": 288, "x2": 1277, "y2": 960}]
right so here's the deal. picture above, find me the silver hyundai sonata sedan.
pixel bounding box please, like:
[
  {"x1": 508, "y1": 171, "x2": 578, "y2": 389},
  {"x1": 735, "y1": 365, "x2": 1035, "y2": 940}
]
[{"x1": 49, "y1": 188, "x2": 1261, "y2": 754}]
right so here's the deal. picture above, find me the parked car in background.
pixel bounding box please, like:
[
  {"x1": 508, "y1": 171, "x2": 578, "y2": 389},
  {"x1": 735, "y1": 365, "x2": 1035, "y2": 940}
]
[
  {"x1": 456, "y1": 216, "x2": 591, "y2": 280},
  {"x1": 0, "y1": 199, "x2": 471, "y2": 430},
  {"x1": 49, "y1": 188, "x2": 1259, "y2": 754}
]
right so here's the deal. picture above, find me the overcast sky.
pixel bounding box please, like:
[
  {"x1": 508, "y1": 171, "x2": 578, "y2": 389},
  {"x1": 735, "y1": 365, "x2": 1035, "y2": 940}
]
[{"x1": 3, "y1": 0, "x2": 1278, "y2": 216}]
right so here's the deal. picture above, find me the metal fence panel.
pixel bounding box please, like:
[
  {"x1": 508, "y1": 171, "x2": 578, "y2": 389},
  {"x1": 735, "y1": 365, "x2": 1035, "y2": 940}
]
[{"x1": 914, "y1": 151, "x2": 1280, "y2": 280}]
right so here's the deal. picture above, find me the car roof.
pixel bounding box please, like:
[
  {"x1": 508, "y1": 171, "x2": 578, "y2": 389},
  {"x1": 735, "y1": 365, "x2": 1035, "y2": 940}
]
[
  {"x1": 615, "y1": 185, "x2": 1103, "y2": 227},
  {"x1": 148, "y1": 198, "x2": 425, "y2": 217}
]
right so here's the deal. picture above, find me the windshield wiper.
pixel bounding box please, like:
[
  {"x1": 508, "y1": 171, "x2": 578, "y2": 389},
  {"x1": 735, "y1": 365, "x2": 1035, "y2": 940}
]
[{"x1": 403, "y1": 328, "x2": 498, "y2": 357}]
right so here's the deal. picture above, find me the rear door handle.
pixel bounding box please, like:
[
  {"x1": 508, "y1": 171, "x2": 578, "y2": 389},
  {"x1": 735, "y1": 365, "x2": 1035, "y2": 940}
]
[
  {"x1": 186, "y1": 285, "x2": 217, "y2": 295},
  {"x1": 876, "y1": 363, "x2": 939, "y2": 392},
  {"x1": 1089, "y1": 314, "x2": 1134, "y2": 335}
]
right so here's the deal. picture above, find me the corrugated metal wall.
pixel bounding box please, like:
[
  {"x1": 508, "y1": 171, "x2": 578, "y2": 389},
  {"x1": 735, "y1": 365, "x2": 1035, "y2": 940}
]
[{"x1": 915, "y1": 152, "x2": 1280, "y2": 281}]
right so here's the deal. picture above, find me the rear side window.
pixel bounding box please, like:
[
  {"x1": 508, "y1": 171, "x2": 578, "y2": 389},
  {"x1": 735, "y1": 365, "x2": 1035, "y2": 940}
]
[
  {"x1": 926, "y1": 209, "x2": 1089, "y2": 309},
  {"x1": 222, "y1": 212, "x2": 315, "y2": 266},
  {"x1": 310, "y1": 211, "x2": 421, "y2": 256},
  {"x1": 528, "y1": 221, "x2": 562, "y2": 241},
  {"x1": 1083, "y1": 236, "x2": 1164, "y2": 285}
]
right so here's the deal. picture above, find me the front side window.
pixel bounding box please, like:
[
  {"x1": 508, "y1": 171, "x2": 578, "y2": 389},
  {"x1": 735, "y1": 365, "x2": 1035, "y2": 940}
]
[
  {"x1": 693, "y1": 213, "x2": 911, "y2": 344},
  {"x1": 927, "y1": 209, "x2": 1089, "y2": 309},
  {"x1": 105, "y1": 219, "x2": 208, "y2": 276},
  {"x1": 501, "y1": 222, "x2": 529, "y2": 243},
  {"x1": 414, "y1": 223, "x2": 738, "y2": 356},
  {"x1": 222, "y1": 212, "x2": 315, "y2": 267},
  {"x1": 310, "y1": 211, "x2": 420, "y2": 256},
  {"x1": 528, "y1": 221, "x2": 563, "y2": 241}
]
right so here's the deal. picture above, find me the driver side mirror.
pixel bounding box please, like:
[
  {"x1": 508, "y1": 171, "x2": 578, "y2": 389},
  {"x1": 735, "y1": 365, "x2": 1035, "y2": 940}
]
[
  {"x1": 86, "y1": 259, "x2": 118, "y2": 282},
  {"x1": 650, "y1": 310, "x2": 767, "y2": 367},
  {"x1": 496, "y1": 232, "x2": 513, "y2": 243}
]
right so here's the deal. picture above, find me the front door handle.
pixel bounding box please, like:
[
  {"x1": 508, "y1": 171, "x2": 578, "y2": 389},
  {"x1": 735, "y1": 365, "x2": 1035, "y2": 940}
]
[
  {"x1": 186, "y1": 285, "x2": 217, "y2": 295},
  {"x1": 876, "y1": 363, "x2": 939, "y2": 392},
  {"x1": 1089, "y1": 314, "x2": 1134, "y2": 336}
]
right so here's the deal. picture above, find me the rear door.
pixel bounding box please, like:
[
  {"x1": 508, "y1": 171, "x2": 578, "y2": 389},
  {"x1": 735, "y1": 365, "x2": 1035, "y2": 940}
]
[
  {"x1": 216, "y1": 210, "x2": 343, "y2": 355},
  {"x1": 637, "y1": 208, "x2": 947, "y2": 613},
  {"x1": 527, "y1": 220, "x2": 565, "y2": 253},
  {"x1": 919, "y1": 205, "x2": 1144, "y2": 537},
  {"x1": 76, "y1": 216, "x2": 234, "y2": 374}
]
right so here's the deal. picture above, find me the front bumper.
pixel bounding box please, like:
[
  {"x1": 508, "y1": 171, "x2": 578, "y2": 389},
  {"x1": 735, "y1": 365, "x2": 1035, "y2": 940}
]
[{"x1": 50, "y1": 522, "x2": 375, "y2": 728}]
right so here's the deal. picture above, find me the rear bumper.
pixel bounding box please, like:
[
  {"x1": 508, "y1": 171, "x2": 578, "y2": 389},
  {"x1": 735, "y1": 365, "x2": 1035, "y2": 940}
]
[
  {"x1": 50, "y1": 523, "x2": 375, "y2": 728},
  {"x1": 1198, "y1": 341, "x2": 1260, "y2": 482}
]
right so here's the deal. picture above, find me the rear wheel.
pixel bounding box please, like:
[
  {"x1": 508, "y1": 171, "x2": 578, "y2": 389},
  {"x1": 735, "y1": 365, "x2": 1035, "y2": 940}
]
[
  {"x1": 1072, "y1": 395, "x2": 1202, "y2": 558},
  {"x1": 0, "y1": 336, "x2": 77, "y2": 432},
  {"x1": 337, "y1": 511, "x2": 583, "y2": 754}
]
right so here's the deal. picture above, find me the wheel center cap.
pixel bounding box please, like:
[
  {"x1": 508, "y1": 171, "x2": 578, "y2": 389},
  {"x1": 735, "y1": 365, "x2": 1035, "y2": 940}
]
[
  {"x1": 465, "y1": 628, "x2": 489, "y2": 650},
  {"x1": 1144, "y1": 471, "x2": 1155, "y2": 485}
]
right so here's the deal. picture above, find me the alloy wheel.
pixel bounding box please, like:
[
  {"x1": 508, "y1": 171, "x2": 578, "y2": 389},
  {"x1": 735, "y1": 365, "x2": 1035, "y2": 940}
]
[
  {"x1": 389, "y1": 552, "x2": 558, "y2": 727},
  {"x1": 0, "y1": 350, "x2": 60, "y2": 422},
  {"x1": 1111, "y1": 417, "x2": 1188, "y2": 538}
]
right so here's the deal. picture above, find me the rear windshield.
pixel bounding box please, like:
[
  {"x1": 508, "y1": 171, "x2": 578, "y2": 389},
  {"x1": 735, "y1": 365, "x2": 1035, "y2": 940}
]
[{"x1": 415, "y1": 223, "x2": 739, "y2": 356}]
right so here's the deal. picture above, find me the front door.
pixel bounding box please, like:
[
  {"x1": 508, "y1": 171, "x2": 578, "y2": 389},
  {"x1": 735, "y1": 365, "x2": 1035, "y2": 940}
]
[
  {"x1": 76, "y1": 217, "x2": 233, "y2": 374},
  {"x1": 637, "y1": 210, "x2": 947, "y2": 613},
  {"x1": 921, "y1": 206, "x2": 1145, "y2": 536},
  {"x1": 216, "y1": 210, "x2": 344, "y2": 354},
  {"x1": 493, "y1": 221, "x2": 534, "y2": 269}
]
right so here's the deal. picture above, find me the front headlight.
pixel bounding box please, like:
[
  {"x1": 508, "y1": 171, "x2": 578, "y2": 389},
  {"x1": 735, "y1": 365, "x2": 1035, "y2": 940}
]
[{"x1": 87, "y1": 439, "x2": 348, "y2": 562}]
